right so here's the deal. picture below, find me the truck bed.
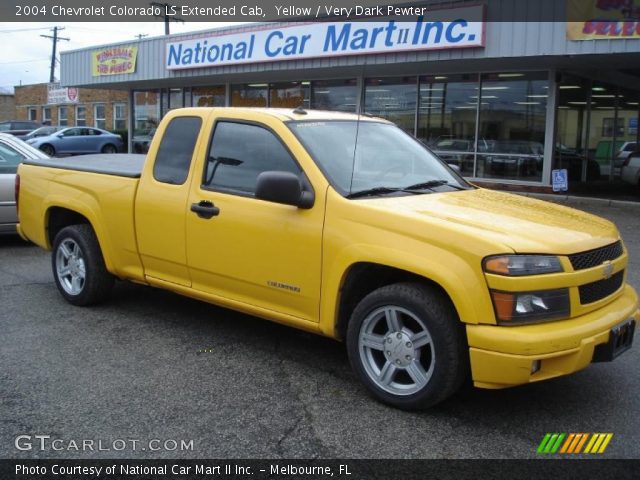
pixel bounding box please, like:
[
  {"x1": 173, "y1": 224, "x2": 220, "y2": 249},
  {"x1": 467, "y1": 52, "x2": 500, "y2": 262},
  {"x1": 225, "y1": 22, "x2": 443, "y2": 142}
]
[{"x1": 22, "y1": 153, "x2": 146, "y2": 178}]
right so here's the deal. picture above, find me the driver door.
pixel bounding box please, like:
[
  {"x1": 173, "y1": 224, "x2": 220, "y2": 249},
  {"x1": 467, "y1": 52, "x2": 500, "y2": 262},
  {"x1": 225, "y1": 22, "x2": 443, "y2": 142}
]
[{"x1": 185, "y1": 117, "x2": 324, "y2": 323}]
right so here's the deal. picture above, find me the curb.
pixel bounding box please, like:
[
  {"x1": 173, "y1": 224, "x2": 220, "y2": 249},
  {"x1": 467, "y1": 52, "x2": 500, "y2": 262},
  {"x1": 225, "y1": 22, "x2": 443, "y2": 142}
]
[{"x1": 515, "y1": 192, "x2": 640, "y2": 210}]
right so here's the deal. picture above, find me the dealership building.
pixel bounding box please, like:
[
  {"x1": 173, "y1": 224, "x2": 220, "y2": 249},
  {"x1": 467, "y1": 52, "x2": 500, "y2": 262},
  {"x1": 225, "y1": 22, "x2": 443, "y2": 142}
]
[{"x1": 59, "y1": 0, "x2": 640, "y2": 191}]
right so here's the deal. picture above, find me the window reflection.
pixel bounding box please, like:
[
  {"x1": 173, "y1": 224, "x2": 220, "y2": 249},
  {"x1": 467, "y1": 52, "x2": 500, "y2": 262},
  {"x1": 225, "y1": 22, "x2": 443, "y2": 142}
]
[
  {"x1": 364, "y1": 77, "x2": 417, "y2": 134},
  {"x1": 270, "y1": 81, "x2": 310, "y2": 108},
  {"x1": 418, "y1": 74, "x2": 479, "y2": 175},
  {"x1": 311, "y1": 79, "x2": 358, "y2": 112},
  {"x1": 476, "y1": 72, "x2": 548, "y2": 181},
  {"x1": 231, "y1": 84, "x2": 268, "y2": 107},
  {"x1": 133, "y1": 90, "x2": 160, "y2": 154},
  {"x1": 193, "y1": 86, "x2": 225, "y2": 107}
]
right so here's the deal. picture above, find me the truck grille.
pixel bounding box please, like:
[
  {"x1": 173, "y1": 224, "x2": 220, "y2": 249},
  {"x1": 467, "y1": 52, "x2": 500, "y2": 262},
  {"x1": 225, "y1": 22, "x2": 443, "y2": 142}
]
[
  {"x1": 568, "y1": 241, "x2": 623, "y2": 271},
  {"x1": 579, "y1": 270, "x2": 624, "y2": 304}
]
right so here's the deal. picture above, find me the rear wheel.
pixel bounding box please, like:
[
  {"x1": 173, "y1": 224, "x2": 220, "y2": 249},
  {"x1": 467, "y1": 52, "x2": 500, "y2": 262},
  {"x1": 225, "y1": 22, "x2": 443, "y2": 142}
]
[
  {"x1": 101, "y1": 144, "x2": 117, "y2": 154},
  {"x1": 52, "y1": 224, "x2": 114, "y2": 306},
  {"x1": 40, "y1": 144, "x2": 55, "y2": 156},
  {"x1": 346, "y1": 282, "x2": 468, "y2": 410}
]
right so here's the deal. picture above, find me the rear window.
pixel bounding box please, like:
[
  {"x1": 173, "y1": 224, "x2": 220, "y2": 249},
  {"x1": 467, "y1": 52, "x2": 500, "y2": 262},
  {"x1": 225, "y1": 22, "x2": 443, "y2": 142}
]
[
  {"x1": 0, "y1": 142, "x2": 25, "y2": 174},
  {"x1": 153, "y1": 116, "x2": 202, "y2": 185}
]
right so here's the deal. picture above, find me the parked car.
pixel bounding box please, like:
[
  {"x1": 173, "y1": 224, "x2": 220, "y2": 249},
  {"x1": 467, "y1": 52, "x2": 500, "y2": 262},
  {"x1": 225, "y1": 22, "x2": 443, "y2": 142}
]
[
  {"x1": 25, "y1": 127, "x2": 124, "y2": 156},
  {"x1": 621, "y1": 151, "x2": 640, "y2": 187},
  {"x1": 0, "y1": 133, "x2": 49, "y2": 234},
  {"x1": 19, "y1": 126, "x2": 65, "y2": 141},
  {"x1": 0, "y1": 120, "x2": 41, "y2": 137}
]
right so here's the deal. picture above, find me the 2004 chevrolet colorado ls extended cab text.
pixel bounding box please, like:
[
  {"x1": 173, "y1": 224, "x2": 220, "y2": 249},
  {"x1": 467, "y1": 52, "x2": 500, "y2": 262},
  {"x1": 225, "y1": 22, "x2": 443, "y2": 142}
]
[{"x1": 16, "y1": 108, "x2": 638, "y2": 409}]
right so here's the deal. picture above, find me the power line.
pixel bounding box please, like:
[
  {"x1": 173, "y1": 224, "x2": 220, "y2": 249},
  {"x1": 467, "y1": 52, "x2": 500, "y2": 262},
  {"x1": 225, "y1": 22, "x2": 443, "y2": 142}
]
[
  {"x1": 0, "y1": 27, "x2": 50, "y2": 34},
  {"x1": 40, "y1": 26, "x2": 69, "y2": 83},
  {"x1": 0, "y1": 58, "x2": 49, "y2": 65}
]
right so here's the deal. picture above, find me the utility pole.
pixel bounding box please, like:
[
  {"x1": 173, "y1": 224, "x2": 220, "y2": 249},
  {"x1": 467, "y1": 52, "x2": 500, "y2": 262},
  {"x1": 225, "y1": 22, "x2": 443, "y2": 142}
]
[
  {"x1": 40, "y1": 26, "x2": 69, "y2": 83},
  {"x1": 150, "y1": 2, "x2": 184, "y2": 35},
  {"x1": 135, "y1": 33, "x2": 149, "y2": 40}
]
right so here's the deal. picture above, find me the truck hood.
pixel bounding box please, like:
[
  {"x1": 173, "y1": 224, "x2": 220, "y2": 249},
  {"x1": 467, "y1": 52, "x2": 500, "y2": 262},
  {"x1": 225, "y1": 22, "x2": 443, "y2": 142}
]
[{"x1": 363, "y1": 188, "x2": 619, "y2": 254}]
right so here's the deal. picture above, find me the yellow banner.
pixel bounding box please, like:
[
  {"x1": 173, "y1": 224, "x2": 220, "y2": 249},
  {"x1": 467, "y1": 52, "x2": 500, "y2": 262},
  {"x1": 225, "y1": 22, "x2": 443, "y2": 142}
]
[
  {"x1": 92, "y1": 45, "x2": 138, "y2": 76},
  {"x1": 567, "y1": 0, "x2": 640, "y2": 40}
]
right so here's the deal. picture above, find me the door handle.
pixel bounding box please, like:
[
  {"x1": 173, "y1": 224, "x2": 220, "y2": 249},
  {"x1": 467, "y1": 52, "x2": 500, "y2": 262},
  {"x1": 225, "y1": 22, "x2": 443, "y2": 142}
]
[{"x1": 190, "y1": 201, "x2": 220, "y2": 219}]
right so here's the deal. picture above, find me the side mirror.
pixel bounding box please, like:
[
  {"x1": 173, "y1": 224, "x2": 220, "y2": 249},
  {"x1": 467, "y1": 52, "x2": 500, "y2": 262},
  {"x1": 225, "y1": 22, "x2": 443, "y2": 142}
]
[
  {"x1": 449, "y1": 164, "x2": 461, "y2": 173},
  {"x1": 56, "y1": 134, "x2": 64, "y2": 138},
  {"x1": 255, "y1": 171, "x2": 314, "y2": 209}
]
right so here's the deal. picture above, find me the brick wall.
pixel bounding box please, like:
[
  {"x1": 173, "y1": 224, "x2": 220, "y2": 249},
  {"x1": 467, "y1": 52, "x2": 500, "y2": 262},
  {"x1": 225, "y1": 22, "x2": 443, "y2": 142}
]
[
  {"x1": 0, "y1": 94, "x2": 16, "y2": 121},
  {"x1": 14, "y1": 83, "x2": 128, "y2": 131}
]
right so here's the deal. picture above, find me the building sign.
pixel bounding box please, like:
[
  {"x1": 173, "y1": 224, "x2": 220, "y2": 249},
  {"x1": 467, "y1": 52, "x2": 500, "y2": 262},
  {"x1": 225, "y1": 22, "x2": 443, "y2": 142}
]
[
  {"x1": 166, "y1": 7, "x2": 485, "y2": 70},
  {"x1": 92, "y1": 45, "x2": 138, "y2": 76},
  {"x1": 47, "y1": 83, "x2": 79, "y2": 104},
  {"x1": 567, "y1": 0, "x2": 640, "y2": 40}
]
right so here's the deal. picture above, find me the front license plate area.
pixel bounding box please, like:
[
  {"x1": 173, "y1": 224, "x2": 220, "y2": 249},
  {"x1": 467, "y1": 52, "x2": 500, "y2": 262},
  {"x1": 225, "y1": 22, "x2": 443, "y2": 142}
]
[{"x1": 592, "y1": 319, "x2": 635, "y2": 362}]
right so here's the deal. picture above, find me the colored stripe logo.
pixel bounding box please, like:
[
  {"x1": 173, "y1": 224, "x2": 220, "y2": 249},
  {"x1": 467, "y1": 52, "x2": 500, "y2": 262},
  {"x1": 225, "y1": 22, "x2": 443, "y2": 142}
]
[{"x1": 537, "y1": 433, "x2": 613, "y2": 454}]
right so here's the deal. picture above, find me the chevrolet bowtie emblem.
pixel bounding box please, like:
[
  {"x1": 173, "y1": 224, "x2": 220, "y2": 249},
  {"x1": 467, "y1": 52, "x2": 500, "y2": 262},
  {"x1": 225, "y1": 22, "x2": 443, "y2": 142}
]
[{"x1": 602, "y1": 261, "x2": 614, "y2": 280}]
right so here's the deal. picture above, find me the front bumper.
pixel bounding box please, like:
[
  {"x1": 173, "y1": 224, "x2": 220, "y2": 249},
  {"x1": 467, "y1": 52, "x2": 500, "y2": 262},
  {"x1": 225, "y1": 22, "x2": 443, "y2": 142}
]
[{"x1": 467, "y1": 284, "x2": 639, "y2": 389}]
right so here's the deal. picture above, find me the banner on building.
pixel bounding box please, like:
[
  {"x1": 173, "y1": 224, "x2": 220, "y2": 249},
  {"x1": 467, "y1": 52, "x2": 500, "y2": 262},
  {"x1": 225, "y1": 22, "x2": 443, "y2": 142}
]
[
  {"x1": 92, "y1": 45, "x2": 138, "y2": 76},
  {"x1": 567, "y1": 0, "x2": 640, "y2": 40},
  {"x1": 166, "y1": 6, "x2": 485, "y2": 70},
  {"x1": 47, "y1": 83, "x2": 79, "y2": 104}
]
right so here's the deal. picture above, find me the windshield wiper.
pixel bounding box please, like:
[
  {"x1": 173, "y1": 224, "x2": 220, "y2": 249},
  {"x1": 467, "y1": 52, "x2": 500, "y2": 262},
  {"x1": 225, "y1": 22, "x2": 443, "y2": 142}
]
[
  {"x1": 346, "y1": 187, "x2": 420, "y2": 199},
  {"x1": 404, "y1": 180, "x2": 466, "y2": 191}
]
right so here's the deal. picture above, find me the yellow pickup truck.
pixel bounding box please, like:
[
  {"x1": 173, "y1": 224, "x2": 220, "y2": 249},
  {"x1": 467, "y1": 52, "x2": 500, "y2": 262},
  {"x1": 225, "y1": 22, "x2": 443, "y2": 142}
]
[{"x1": 16, "y1": 108, "x2": 638, "y2": 409}]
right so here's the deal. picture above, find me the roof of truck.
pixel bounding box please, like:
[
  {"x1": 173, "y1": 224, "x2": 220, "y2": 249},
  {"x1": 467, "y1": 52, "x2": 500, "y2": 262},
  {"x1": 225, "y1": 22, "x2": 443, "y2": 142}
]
[{"x1": 181, "y1": 107, "x2": 391, "y2": 123}]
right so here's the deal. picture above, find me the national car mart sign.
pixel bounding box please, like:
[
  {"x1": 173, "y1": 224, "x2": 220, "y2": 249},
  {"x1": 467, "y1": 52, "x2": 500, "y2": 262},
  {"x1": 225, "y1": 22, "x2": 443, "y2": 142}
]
[{"x1": 165, "y1": 6, "x2": 485, "y2": 70}]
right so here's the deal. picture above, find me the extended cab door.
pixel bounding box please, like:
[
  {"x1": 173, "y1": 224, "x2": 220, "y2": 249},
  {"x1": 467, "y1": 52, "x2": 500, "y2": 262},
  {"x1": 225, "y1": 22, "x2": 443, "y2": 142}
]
[
  {"x1": 135, "y1": 112, "x2": 206, "y2": 287},
  {"x1": 185, "y1": 116, "x2": 324, "y2": 323}
]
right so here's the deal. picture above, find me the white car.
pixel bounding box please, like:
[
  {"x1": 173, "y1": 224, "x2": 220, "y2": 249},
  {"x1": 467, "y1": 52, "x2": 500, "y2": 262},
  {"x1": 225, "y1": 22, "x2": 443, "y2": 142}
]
[
  {"x1": 0, "y1": 133, "x2": 49, "y2": 234},
  {"x1": 621, "y1": 151, "x2": 640, "y2": 187}
]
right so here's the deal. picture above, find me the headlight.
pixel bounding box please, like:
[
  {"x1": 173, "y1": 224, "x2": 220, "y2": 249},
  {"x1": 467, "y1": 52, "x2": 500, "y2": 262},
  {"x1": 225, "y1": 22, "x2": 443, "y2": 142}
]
[
  {"x1": 483, "y1": 255, "x2": 563, "y2": 276},
  {"x1": 490, "y1": 288, "x2": 570, "y2": 324}
]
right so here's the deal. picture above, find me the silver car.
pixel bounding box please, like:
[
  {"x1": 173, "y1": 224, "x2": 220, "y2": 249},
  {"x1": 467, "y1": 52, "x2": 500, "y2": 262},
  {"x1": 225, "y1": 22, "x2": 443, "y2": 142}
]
[{"x1": 0, "y1": 133, "x2": 49, "y2": 234}]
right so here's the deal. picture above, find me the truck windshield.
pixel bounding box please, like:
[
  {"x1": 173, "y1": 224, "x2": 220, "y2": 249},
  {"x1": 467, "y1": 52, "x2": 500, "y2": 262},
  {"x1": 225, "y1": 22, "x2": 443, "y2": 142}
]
[{"x1": 288, "y1": 120, "x2": 469, "y2": 197}]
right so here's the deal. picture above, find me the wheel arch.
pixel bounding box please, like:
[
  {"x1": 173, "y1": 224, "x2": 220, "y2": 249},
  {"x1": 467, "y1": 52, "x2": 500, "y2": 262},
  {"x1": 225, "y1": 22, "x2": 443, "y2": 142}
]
[
  {"x1": 334, "y1": 262, "x2": 460, "y2": 342},
  {"x1": 44, "y1": 205, "x2": 114, "y2": 273}
]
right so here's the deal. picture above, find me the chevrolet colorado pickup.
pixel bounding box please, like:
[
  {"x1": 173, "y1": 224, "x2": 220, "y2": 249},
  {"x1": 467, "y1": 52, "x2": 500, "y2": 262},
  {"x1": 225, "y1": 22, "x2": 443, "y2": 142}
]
[{"x1": 16, "y1": 108, "x2": 638, "y2": 409}]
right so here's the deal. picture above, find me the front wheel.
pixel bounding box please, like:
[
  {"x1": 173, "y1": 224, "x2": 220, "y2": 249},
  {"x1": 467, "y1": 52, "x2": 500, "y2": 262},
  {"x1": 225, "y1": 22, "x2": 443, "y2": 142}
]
[
  {"x1": 52, "y1": 224, "x2": 114, "y2": 306},
  {"x1": 346, "y1": 282, "x2": 468, "y2": 410},
  {"x1": 40, "y1": 144, "x2": 55, "y2": 156}
]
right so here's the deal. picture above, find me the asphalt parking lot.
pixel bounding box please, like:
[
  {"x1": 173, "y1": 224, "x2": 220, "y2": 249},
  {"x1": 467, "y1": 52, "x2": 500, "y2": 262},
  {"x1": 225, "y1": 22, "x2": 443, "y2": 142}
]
[{"x1": 1, "y1": 201, "x2": 638, "y2": 460}]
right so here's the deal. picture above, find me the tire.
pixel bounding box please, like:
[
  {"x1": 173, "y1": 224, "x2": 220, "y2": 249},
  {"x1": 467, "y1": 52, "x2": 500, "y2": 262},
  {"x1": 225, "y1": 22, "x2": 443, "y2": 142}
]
[
  {"x1": 101, "y1": 144, "x2": 117, "y2": 154},
  {"x1": 346, "y1": 282, "x2": 468, "y2": 410},
  {"x1": 51, "y1": 224, "x2": 114, "y2": 306},
  {"x1": 40, "y1": 144, "x2": 55, "y2": 156}
]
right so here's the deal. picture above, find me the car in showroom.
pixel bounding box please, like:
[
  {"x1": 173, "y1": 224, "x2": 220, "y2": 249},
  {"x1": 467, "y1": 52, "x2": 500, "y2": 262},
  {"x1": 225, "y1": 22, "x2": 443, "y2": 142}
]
[
  {"x1": 0, "y1": 120, "x2": 41, "y2": 137},
  {"x1": 621, "y1": 150, "x2": 640, "y2": 187},
  {"x1": 25, "y1": 127, "x2": 124, "y2": 156},
  {"x1": 0, "y1": 133, "x2": 49, "y2": 234}
]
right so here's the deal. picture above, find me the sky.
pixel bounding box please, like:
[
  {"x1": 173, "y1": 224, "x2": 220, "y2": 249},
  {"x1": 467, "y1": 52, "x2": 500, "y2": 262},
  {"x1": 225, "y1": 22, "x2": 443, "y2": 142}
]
[{"x1": 0, "y1": 21, "x2": 239, "y2": 92}]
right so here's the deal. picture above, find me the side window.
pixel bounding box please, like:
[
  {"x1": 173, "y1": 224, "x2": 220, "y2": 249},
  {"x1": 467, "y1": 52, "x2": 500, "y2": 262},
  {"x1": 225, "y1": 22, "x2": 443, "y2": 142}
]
[
  {"x1": 153, "y1": 116, "x2": 202, "y2": 185},
  {"x1": 0, "y1": 143, "x2": 26, "y2": 174},
  {"x1": 204, "y1": 122, "x2": 300, "y2": 193}
]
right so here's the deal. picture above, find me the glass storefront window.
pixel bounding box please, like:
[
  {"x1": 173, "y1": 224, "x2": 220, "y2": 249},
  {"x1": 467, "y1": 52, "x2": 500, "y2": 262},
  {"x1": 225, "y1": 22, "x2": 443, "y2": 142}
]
[
  {"x1": 476, "y1": 72, "x2": 548, "y2": 181},
  {"x1": 310, "y1": 79, "x2": 358, "y2": 112},
  {"x1": 270, "y1": 81, "x2": 310, "y2": 108},
  {"x1": 231, "y1": 84, "x2": 268, "y2": 107},
  {"x1": 133, "y1": 90, "x2": 160, "y2": 153},
  {"x1": 364, "y1": 77, "x2": 417, "y2": 134},
  {"x1": 417, "y1": 74, "x2": 479, "y2": 175},
  {"x1": 192, "y1": 86, "x2": 225, "y2": 107}
]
